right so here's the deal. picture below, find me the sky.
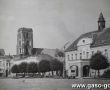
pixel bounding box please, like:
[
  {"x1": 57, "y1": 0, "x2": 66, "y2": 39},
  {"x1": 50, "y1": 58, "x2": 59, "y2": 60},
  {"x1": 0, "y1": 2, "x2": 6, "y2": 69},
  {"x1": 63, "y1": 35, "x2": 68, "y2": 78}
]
[{"x1": 0, "y1": 0, "x2": 110, "y2": 55}]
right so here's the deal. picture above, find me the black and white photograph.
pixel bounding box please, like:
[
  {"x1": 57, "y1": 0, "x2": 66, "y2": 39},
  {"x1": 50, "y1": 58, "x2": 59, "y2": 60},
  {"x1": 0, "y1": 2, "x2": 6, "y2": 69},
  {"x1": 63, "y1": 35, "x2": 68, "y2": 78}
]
[{"x1": 0, "y1": 0, "x2": 110, "y2": 90}]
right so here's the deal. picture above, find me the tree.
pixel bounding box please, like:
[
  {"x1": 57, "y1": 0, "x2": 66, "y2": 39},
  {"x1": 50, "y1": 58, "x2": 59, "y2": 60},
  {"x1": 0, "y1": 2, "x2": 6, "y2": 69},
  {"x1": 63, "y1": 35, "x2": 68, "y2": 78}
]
[
  {"x1": 28, "y1": 62, "x2": 38, "y2": 76},
  {"x1": 55, "y1": 60, "x2": 63, "y2": 76},
  {"x1": 11, "y1": 64, "x2": 19, "y2": 77},
  {"x1": 38, "y1": 60, "x2": 50, "y2": 75},
  {"x1": 102, "y1": 69, "x2": 110, "y2": 78},
  {"x1": 55, "y1": 49, "x2": 64, "y2": 57},
  {"x1": 19, "y1": 62, "x2": 28, "y2": 77},
  {"x1": 90, "y1": 52, "x2": 109, "y2": 77},
  {"x1": 50, "y1": 59, "x2": 63, "y2": 76},
  {"x1": 50, "y1": 59, "x2": 58, "y2": 75}
]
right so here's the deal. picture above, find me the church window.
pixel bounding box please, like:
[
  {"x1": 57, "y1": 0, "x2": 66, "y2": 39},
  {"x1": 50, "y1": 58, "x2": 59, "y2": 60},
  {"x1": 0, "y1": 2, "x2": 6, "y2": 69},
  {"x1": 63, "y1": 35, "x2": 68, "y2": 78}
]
[
  {"x1": 19, "y1": 41, "x2": 21, "y2": 46},
  {"x1": 20, "y1": 48, "x2": 21, "y2": 54}
]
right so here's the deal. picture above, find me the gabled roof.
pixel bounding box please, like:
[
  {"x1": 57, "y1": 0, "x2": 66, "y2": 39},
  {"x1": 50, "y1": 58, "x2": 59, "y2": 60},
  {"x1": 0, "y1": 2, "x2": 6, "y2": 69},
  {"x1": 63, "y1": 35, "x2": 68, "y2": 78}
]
[
  {"x1": 65, "y1": 27, "x2": 110, "y2": 52},
  {"x1": 65, "y1": 31, "x2": 99, "y2": 52}
]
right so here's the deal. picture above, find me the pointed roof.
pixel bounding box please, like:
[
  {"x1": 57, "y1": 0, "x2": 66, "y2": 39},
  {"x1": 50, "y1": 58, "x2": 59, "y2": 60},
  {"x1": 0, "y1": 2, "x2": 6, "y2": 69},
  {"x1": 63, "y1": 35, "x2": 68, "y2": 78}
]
[{"x1": 98, "y1": 12, "x2": 105, "y2": 22}]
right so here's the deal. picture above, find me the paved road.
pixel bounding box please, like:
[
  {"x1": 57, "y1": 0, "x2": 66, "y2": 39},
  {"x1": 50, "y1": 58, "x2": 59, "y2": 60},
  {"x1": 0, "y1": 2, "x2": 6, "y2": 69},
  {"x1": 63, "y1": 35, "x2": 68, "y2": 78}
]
[{"x1": 0, "y1": 78, "x2": 110, "y2": 90}]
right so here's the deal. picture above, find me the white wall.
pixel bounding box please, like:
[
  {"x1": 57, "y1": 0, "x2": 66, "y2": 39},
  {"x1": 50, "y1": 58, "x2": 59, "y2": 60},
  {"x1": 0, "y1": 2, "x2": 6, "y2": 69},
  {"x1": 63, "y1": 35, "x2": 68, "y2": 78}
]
[{"x1": 65, "y1": 37, "x2": 110, "y2": 77}]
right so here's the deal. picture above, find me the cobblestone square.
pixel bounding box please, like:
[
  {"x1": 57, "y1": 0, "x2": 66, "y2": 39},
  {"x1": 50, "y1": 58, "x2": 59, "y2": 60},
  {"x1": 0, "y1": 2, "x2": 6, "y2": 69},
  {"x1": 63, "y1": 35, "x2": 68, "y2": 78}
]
[{"x1": 0, "y1": 78, "x2": 110, "y2": 90}]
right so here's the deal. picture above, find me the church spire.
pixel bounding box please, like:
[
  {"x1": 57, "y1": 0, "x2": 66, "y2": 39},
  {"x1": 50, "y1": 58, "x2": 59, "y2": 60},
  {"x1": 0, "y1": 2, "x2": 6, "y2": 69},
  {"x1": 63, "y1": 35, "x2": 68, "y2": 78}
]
[{"x1": 98, "y1": 12, "x2": 105, "y2": 31}]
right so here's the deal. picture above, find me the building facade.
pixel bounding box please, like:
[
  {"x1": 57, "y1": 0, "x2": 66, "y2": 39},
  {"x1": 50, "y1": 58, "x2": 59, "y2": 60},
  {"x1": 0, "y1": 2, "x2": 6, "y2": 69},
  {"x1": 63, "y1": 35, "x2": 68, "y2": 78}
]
[
  {"x1": 65, "y1": 13, "x2": 110, "y2": 78},
  {"x1": 17, "y1": 27, "x2": 33, "y2": 56},
  {"x1": 0, "y1": 49, "x2": 12, "y2": 77}
]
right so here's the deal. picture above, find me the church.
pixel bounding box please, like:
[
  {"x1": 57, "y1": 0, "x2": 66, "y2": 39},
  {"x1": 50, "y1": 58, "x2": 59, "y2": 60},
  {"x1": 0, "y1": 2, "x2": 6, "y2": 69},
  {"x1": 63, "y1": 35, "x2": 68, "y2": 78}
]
[
  {"x1": 65, "y1": 13, "x2": 110, "y2": 78},
  {"x1": 12, "y1": 27, "x2": 64, "y2": 66}
]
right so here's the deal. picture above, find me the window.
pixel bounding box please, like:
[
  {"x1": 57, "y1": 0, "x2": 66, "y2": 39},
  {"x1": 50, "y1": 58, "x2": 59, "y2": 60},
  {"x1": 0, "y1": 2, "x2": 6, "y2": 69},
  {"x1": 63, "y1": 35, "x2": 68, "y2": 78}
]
[
  {"x1": 26, "y1": 33, "x2": 28, "y2": 38},
  {"x1": 22, "y1": 49, "x2": 24, "y2": 53},
  {"x1": 19, "y1": 41, "x2": 21, "y2": 46},
  {"x1": 71, "y1": 70, "x2": 75, "y2": 73},
  {"x1": 75, "y1": 54, "x2": 77, "y2": 60},
  {"x1": 83, "y1": 40, "x2": 85, "y2": 43},
  {"x1": 20, "y1": 48, "x2": 21, "y2": 54},
  {"x1": 71, "y1": 54, "x2": 73, "y2": 60},
  {"x1": 80, "y1": 53, "x2": 82, "y2": 59},
  {"x1": 86, "y1": 52, "x2": 89, "y2": 59},
  {"x1": 6, "y1": 62, "x2": 8, "y2": 66}
]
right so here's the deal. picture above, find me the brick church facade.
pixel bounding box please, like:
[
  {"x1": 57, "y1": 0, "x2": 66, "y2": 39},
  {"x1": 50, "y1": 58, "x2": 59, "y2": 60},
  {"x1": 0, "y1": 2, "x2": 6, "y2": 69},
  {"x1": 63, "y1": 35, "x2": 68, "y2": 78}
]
[{"x1": 17, "y1": 27, "x2": 33, "y2": 56}]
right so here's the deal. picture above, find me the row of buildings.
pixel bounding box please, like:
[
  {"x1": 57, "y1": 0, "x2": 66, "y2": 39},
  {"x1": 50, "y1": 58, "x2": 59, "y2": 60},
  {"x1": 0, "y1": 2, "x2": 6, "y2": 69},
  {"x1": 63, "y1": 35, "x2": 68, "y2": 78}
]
[
  {"x1": 0, "y1": 12, "x2": 110, "y2": 78},
  {"x1": 0, "y1": 49, "x2": 12, "y2": 77},
  {"x1": 0, "y1": 28, "x2": 64, "y2": 77}
]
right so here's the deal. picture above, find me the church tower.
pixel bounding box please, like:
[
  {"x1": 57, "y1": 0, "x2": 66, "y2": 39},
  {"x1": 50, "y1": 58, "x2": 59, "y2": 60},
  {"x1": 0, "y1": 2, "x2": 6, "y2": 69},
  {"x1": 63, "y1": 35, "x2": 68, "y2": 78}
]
[
  {"x1": 98, "y1": 12, "x2": 105, "y2": 31},
  {"x1": 17, "y1": 27, "x2": 33, "y2": 56}
]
